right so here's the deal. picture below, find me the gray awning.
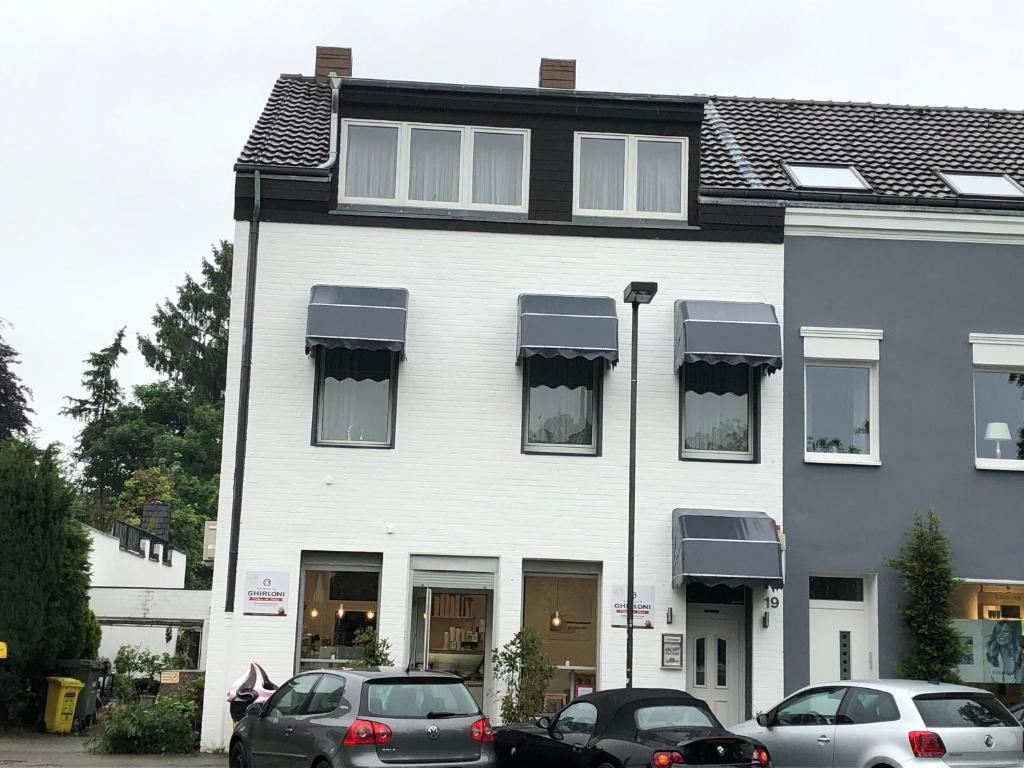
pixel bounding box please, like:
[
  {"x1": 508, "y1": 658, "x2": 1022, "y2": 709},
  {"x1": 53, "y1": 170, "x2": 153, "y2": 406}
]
[
  {"x1": 517, "y1": 294, "x2": 619, "y2": 365},
  {"x1": 674, "y1": 300, "x2": 782, "y2": 372},
  {"x1": 672, "y1": 508, "x2": 784, "y2": 589},
  {"x1": 305, "y1": 285, "x2": 408, "y2": 355}
]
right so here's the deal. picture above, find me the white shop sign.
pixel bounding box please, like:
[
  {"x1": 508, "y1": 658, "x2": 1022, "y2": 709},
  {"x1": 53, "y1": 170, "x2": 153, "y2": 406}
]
[
  {"x1": 243, "y1": 571, "x2": 290, "y2": 616},
  {"x1": 610, "y1": 584, "x2": 655, "y2": 629}
]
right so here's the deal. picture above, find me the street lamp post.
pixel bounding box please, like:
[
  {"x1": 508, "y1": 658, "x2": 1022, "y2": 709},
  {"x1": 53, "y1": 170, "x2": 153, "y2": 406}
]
[{"x1": 622, "y1": 281, "x2": 658, "y2": 688}]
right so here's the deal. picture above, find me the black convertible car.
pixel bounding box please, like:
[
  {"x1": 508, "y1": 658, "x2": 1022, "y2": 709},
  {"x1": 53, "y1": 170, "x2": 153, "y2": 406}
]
[{"x1": 495, "y1": 688, "x2": 771, "y2": 768}]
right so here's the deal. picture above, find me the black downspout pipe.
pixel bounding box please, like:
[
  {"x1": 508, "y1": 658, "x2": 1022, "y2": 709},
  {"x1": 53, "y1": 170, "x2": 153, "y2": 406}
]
[{"x1": 225, "y1": 170, "x2": 261, "y2": 612}]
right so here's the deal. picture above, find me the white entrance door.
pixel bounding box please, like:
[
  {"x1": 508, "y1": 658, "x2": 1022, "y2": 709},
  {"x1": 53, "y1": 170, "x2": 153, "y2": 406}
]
[
  {"x1": 687, "y1": 604, "x2": 744, "y2": 726},
  {"x1": 809, "y1": 600, "x2": 871, "y2": 683}
]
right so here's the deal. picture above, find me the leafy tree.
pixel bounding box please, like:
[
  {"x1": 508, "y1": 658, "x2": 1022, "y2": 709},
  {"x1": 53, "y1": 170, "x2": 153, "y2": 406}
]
[
  {"x1": 0, "y1": 324, "x2": 33, "y2": 439},
  {"x1": 888, "y1": 510, "x2": 964, "y2": 683},
  {"x1": 352, "y1": 628, "x2": 395, "y2": 667},
  {"x1": 0, "y1": 441, "x2": 99, "y2": 725},
  {"x1": 492, "y1": 628, "x2": 554, "y2": 724},
  {"x1": 138, "y1": 241, "x2": 232, "y2": 405},
  {"x1": 61, "y1": 328, "x2": 128, "y2": 508}
]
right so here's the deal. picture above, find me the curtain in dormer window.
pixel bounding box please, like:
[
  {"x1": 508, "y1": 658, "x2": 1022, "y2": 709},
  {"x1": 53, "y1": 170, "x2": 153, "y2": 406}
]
[
  {"x1": 637, "y1": 139, "x2": 682, "y2": 214},
  {"x1": 344, "y1": 125, "x2": 398, "y2": 199},
  {"x1": 408, "y1": 128, "x2": 461, "y2": 202},
  {"x1": 578, "y1": 136, "x2": 625, "y2": 211},
  {"x1": 472, "y1": 132, "x2": 524, "y2": 206}
]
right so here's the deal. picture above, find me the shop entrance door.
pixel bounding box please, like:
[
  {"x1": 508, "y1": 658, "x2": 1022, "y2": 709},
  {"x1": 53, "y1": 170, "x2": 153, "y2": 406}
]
[
  {"x1": 409, "y1": 584, "x2": 492, "y2": 714},
  {"x1": 687, "y1": 604, "x2": 744, "y2": 726}
]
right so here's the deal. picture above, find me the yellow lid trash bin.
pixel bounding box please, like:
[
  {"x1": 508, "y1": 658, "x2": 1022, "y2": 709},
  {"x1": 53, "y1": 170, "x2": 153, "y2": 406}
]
[{"x1": 44, "y1": 676, "x2": 84, "y2": 734}]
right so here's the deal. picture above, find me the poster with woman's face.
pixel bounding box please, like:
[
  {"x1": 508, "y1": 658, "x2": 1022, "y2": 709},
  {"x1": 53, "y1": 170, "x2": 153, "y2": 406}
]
[{"x1": 983, "y1": 620, "x2": 1024, "y2": 684}]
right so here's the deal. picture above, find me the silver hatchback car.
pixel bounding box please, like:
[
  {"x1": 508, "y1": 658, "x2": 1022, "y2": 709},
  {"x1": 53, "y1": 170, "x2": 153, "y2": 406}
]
[
  {"x1": 731, "y1": 679, "x2": 1023, "y2": 768},
  {"x1": 230, "y1": 669, "x2": 497, "y2": 768}
]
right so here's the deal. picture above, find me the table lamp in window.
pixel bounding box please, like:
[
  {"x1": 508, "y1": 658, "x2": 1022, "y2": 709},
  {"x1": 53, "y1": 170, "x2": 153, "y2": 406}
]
[{"x1": 985, "y1": 421, "x2": 1012, "y2": 459}]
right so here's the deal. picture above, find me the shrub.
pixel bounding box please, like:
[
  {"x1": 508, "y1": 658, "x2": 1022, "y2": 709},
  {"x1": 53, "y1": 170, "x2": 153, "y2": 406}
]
[
  {"x1": 112, "y1": 645, "x2": 185, "y2": 702},
  {"x1": 492, "y1": 628, "x2": 554, "y2": 724},
  {"x1": 97, "y1": 694, "x2": 197, "y2": 753},
  {"x1": 352, "y1": 628, "x2": 394, "y2": 667}
]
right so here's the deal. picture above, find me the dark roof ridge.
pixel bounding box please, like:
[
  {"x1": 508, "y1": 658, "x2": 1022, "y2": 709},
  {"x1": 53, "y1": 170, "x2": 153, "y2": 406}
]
[{"x1": 710, "y1": 94, "x2": 1024, "y2": 117}]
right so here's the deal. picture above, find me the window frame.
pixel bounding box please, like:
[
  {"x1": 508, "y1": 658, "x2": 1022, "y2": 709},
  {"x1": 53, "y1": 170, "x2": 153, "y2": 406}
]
[
  {"x1": 679, "y1": 362, "x2": 759, "y2": 463},
  {"x1": 783, "y1": 162, "x2": 870, "y2": 191},
  {"x1": 969, "y1": 333, "x2": 1024, "y2": 472},
  {"x1": 972, "y1": 365, "x2": 1024, "y2": 471},
  {"x1": 572, "y1": 132, "x2": 688, "y2": 220},
  {"x1": 521, "y1": 356, "x2": 603, "y2": 457},
  {"x1": 803, "y1": 359, "x2": 880, "y2": 465},
  {"x1": 938, "y1": 170, "x2": 1024, "y2": 198},
  {"x1": 771, "y1": 686, "x2": 848, "y2": 727},
  {"x1": 339, "y1": 119, "x2": 531, "y2": 213},
  {"x1": 311, "y1": 347, "x2": 399, "y2": 449}
]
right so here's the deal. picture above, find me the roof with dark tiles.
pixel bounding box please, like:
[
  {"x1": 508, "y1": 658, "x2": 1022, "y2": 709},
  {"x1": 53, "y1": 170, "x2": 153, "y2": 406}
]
[{"x1": 237, "y1": 75, "x2": 1024, "y2": 204}]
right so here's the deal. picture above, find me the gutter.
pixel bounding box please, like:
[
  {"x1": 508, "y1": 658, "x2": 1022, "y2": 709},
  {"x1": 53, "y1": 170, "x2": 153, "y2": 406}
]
[{"x1": 223, "y1": 73, "x2": 342, "y2": 613}]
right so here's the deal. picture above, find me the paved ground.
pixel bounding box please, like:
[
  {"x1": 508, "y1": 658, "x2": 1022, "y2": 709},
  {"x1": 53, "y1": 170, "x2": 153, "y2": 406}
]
[{"x1": 0, "y1": 732, "x2": 227, "y2": 767}]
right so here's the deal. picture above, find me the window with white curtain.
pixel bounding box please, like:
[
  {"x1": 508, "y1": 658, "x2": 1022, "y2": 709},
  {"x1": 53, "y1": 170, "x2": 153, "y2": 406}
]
[
  {"x1": 315, "y1": 348, "x2": 397, "y2": 447},
  {"x1": 523, "y1": 357, "x2": 600, "y2": 455},
  {"x1": 574, "y1": 132, "x2": 687, "y2": 219},
  {"x1": 340, "y1": 120, "x2": 528, "y2": 211},
  {"x1": 680, "y1": 362, "x2": 755, "y2": 461}
]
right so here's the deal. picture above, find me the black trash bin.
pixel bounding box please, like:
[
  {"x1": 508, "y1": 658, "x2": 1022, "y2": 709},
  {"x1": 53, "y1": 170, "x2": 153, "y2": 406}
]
[{"x1": 55, "y1": 659, "x2": 107, "y2": 730}]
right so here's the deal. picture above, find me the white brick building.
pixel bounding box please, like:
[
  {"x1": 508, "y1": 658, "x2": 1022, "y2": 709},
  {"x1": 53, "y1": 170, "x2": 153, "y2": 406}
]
[{"x1": 201, "y1": 51, "x2": 787, "y2": 748}]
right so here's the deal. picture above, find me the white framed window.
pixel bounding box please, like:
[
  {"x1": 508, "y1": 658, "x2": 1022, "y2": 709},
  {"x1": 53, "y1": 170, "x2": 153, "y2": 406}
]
[
  {"x1": 680, "y1": 362, "x2": 756, "y2": 462},
  {"x1": 339, "y1": 119, "x2": 530, "y2": 212},
  {"x1": 784, "y1": 163, "x2": 870, "y2": 191},
  {"x1": 939, "y1": 171, "x2": 1024, "y2": 198},
  {"x1": 573, "y1": 132, "x2": 687, "y2": 220},
  {"x1": 970, "y1": 333, "x2": 1024, "y2": 471},
  {"x1": 522, "y1": 357, "x2": 601, "y2": 455},
  {"x1": 314, "y1": 348, "x2": 398, "y2": 448},
  {"x1": 801, "y1": 328, "x2": 883, "y2": 465}
]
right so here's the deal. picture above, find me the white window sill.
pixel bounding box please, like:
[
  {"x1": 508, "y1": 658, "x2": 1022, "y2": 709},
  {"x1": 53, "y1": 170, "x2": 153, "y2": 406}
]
[
  {"x1": 804, "y1": 453, "x2": 881, "y2": 467},
  {"x1": 976, "y1": 458, "x2": 1024, "y2": 472}
]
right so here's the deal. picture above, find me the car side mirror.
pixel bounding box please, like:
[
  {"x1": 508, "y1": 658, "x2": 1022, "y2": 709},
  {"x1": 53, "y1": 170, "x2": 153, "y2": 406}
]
[
  {"x1": 755, "y1": 712, "x2": 770, "y2": 728},
  {"x1": 536, "y1": 716, "x2": 551, "y2": 730},
  {"x1": 246, "y1": 701, "x2": 265, "y2": 718}
]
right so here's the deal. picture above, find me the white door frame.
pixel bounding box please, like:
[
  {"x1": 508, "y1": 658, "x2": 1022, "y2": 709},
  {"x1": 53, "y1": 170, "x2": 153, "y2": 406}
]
[{"x1": 687, "y1": 603, "x2": 745, "y2": 726}]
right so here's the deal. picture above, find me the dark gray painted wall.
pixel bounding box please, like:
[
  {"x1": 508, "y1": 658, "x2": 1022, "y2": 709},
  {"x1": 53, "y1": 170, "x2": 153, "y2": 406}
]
[{"x1": 783, "y1": 235, "x2": 1024, "y2": 693}]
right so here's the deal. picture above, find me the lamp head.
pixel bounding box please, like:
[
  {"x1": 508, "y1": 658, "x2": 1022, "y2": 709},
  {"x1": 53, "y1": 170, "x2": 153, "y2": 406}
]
[
  {"x1": 985, "y1": 422, "x2": 1012, "y2": 441},
  {"x1": 623, "y1": 281, "x2": 658, "y2": 304}
]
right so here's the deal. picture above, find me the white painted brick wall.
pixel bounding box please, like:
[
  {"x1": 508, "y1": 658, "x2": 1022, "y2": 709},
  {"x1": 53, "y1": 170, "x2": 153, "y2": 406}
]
[{"x1": 201, "y1": 221, "x2": 785, "y2": 748}]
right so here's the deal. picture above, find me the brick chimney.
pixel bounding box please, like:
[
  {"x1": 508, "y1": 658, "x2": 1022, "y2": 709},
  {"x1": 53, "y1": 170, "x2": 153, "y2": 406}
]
[
  {"x1": 539, "y1": 58, "x2": 576, "y2": 89},
  {"x1": 315, "y1": 46, "x2": 352, "y2": 80}
]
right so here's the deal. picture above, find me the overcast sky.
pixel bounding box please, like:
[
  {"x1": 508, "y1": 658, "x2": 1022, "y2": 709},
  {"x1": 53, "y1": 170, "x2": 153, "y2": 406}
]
[{"x1": 2, "y1": 0, "x2": 1022, "y2": 451}]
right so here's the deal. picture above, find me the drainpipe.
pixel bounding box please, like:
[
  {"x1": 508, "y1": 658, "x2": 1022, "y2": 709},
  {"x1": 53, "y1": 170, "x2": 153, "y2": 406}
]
[{"x1": 223, "y1": 73, "x2": 342, "y2": 612}]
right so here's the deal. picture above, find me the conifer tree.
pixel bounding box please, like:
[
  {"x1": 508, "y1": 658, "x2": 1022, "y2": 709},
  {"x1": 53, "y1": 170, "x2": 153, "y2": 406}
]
[{"x1": 0, "y1": 325, "x2": 32, "y2": 439}]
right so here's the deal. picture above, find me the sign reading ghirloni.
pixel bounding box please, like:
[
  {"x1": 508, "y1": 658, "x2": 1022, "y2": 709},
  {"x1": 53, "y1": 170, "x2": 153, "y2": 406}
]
[{"x1": 243, "y1": 571, "x2": 290, "y2": 616}]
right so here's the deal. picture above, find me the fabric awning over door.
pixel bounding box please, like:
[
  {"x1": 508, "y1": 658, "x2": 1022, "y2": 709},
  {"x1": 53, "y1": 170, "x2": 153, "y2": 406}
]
[
  {"x1": 674, "y1": 300, "x2": 782, "y2": 372},
  {"x1": 305, "y1": 285, "x2": 409, "y2": 355},
  {"x1": 517, "y1": 294, "x2": 619, "y2": 365},
  {"x1": 672, "y1": 508, "x2": 784, "y2": 589}
]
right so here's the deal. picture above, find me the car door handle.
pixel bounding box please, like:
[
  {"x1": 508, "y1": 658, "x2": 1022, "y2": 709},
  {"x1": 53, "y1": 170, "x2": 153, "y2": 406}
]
[
  {"x1": 572, "y1": 744, "x2": 583, "y2": 752},
  {"x1": 817, "y1": 736, "x2": 831, "y2": 744},
  {"x1": 284, "y1": 726, "x2": 294, "y2": 735}
]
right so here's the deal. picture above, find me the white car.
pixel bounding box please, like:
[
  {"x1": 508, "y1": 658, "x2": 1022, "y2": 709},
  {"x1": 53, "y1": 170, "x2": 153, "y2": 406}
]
[{"x1": 731, "y1": 679, "x2": 1023, "y2": 768}]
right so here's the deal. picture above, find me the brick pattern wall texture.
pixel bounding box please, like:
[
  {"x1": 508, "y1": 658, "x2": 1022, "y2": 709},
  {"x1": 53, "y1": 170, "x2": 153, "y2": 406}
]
[{"x1": 200, "y1": 222, "x2": 785, "y2": 747}]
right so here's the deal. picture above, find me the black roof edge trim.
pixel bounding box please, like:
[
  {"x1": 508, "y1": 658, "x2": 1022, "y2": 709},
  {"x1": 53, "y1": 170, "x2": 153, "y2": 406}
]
[
  {"x1": 699, "y1": 186, "x2": 1024, "y2": 211},
  {"x1": 234, "y1": 163, "x2": 332, "y2": 177}
]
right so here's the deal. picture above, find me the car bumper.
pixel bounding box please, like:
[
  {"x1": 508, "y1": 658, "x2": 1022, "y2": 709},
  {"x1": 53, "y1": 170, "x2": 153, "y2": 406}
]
[
  {"x1": 341, "y1": 754, "x2": 497, "y2": 768},
  {"x1": 900, "y1": 759, "x2": 1024, "y2": 768}
]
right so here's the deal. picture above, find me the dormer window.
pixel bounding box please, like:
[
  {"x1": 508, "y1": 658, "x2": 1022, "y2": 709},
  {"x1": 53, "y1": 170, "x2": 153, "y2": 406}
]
[
  {"x1": 784, "y1": 163, "x2": 869, "y2": 191},
  {"x1": 573, "y1": 133, "x2": 688, "y2": 220},
  {"x1": 340, "y1": 120, "x2": 530, "y2": 212},
  {"x1": 939, "y1": 171, "x2": 1024, "y2": 198}
]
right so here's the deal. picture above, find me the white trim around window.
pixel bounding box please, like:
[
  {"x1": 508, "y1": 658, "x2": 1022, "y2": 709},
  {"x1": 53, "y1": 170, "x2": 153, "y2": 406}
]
[
  {"x1": 572, "y1": 132, "x2": 688, "y2": 220},
  {"x1": 970, "y1": 334, "x2": 1024, "y2": 472},
  {"x1": 338, "y1": 119, "x2": 530, "y2": 213},
  {"x1": 802, "y1": 328, "x2": 882, "y2": 466}
]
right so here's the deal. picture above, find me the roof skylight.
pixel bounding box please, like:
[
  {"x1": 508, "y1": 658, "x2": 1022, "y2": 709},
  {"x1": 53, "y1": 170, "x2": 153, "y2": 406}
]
[
  {"x1": 784, "y1": 163, "x2": 869, "y2": 191},
  {"x1": 939, "y1": 172, "x2": 1024, "y2": 197}
]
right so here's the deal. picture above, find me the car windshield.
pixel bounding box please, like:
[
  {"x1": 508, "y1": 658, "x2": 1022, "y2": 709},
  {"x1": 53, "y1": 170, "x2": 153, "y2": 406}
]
[
  {"x1": 914, "y1": 693, "x2": 1019, "y2": 728},
  {"x1": 364, "y1": 680, "x2": 479, "y2": 719},
  {"x1": 636, "y1": 705, "x2": 717, "y2": 730}
]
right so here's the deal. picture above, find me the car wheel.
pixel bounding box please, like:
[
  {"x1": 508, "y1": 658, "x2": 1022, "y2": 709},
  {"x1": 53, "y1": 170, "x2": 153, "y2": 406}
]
[{"x1": 229, "y1": 740, "x2": 248, "y2": 768}]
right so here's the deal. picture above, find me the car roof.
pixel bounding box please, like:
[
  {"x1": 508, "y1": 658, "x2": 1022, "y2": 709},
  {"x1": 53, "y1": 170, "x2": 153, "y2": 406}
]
[
  {"x1": 805, "y1": 679, "x2": 993, "y2": 696},
  {"x1": 576, "y1": 687, "x2": 703, "y2": 708},
  {"x1": 316, "y1": 667, "x2": 463, "y2": 681}
]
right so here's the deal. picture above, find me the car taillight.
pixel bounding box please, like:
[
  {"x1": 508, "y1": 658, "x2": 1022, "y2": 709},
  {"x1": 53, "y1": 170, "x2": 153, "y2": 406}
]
[
  {"x1": 909, "y1": 730, "x2": 946, "y2": 758},
  {"x1": 470, "y1": 717, "x2": 494, "y2": 742},
  {"x1": 652, "y1": 750, "x2": 684, "y2": 767},
  {"x1": 343, "y1": 719, "x2": 393, "y2": 746},
  {"x1": 752, "y1": 746, "x2": 771, "y2": 766}
]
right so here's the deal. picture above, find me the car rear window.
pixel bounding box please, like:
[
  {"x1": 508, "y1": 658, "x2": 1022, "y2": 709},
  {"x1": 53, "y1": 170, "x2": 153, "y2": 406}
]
[
  {"x1": 364, "y1": 680, "x2": 479, "y2": 719},
  {"x1": 636, "y1": 705, "x2": 717, "y2": 730},
  {"x1": 913, "y1": 693, "x2": 1019, "y2": 728}
]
